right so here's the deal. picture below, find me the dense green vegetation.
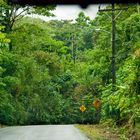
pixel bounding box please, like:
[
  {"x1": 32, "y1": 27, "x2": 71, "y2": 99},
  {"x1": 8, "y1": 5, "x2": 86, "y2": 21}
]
[{"x1": 0, "y1": 1, "x2": 140, "y2": 129}]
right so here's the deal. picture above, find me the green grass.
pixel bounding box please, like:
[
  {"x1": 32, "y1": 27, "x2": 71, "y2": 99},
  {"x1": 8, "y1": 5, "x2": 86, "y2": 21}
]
[
  {"x1": 75, "y1": 123, "x2": 140, "y2": 140},
  {"x1": 75, "y1": 124, "x2": 120, "y2": 140}
]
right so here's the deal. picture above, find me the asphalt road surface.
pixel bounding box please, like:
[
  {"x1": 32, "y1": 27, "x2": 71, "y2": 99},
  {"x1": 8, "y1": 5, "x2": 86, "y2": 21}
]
[{"x1": 0, "y1": 125, "x2": 89, "y2": 140}]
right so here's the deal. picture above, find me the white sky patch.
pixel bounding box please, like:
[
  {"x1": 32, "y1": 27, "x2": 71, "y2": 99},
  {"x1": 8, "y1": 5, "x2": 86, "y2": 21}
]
[{"x1": 34, "y1": 5, "x2": 99, "y2": 21}]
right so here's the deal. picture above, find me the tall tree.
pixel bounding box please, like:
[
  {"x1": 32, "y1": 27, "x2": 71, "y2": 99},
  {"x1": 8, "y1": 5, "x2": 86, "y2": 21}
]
[{"x1": 0, "y1": 0, "x2": 55, "y2": 32}]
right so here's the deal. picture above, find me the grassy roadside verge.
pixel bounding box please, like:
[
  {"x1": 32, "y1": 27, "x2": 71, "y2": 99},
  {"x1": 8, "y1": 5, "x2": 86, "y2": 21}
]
[
  {"x1": 75, "y1": 123, "x2": 140, "y2": 140},
  {"x1": 0, "y1": 124, "x2": 7, "y2": 128},
  {"x1": 75, "y1": 124, "x2": 120, "y2": 140}
]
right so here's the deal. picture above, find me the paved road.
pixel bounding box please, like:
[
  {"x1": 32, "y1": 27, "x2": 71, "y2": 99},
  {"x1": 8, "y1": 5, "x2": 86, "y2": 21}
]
[{"x1": 0, "y1": 125, "x2": 89, "y2": 140}]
